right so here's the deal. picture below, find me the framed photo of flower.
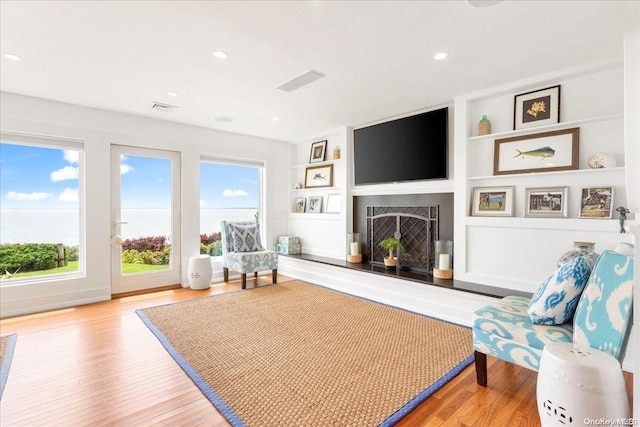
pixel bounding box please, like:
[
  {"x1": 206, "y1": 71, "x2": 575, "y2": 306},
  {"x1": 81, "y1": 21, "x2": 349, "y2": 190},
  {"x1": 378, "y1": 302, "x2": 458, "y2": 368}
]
[
  {"x1": 471, "y1": 186, "x2": 515, "y2": 217},
  {"x1": 293, "y1": 197, "x2": 306, "y2": 213},
  {"x1": 514, "y1": 85, "x2": 561, "y2": 130},
  {"x1": 309, "y1": 140, "x2": 327, "y2": 163}
]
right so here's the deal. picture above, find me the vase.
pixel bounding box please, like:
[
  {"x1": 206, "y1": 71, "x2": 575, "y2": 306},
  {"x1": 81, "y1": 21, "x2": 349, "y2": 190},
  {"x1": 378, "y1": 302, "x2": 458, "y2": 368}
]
[
  {"x1": 557, "y1": 241, "x2": 596, "y2": 267},
  {"x1": 478, "y1": 115, "x2": 491, "y2": 136}
]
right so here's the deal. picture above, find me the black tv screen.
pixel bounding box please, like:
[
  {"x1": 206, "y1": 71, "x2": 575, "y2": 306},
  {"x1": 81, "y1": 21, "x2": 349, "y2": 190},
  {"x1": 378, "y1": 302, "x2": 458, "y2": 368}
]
[{"x1": 353, "y1": 107, "x2": 448, "y2": 185}]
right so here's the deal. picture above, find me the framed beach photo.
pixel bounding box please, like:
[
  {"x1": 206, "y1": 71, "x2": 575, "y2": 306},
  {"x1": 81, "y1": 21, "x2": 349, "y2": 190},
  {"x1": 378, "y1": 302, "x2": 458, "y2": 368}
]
[
  {"x1": 293, "y1": 197, "x2": 306, "y2": 213},
  {"x1": 326, "y1": 193, "x2": 340, "y2": 214},
  {"x1": 307, "y1": 196, "x2": 322, "y2": 213},
  {"x1": 471, "y1": 186, "x2": 515, "y2": 217},
  {"x1": 304, "y1": 164, "x2": 333, "y2": 188},
  {"x1": 309, "y1": 140, "x2": 327, "y2": 163},
  {"x1": 525, "y1": 187, "x2": 568, "y2": 218},
  {"x1": 580, "y1": 187, "x2": 614, "y2": 219},
  {"x1": 494, "y1": 127, "x2": 579, "y2": 175},
  {"x1": 514, "y1": 85, "x2": 560, "y2": 130}
]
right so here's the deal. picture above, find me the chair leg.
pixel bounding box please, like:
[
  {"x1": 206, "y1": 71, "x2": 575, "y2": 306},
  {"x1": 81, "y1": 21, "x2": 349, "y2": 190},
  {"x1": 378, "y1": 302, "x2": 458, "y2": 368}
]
[
  {"x1": 474, "y1": 351, "x2": 488, "y2": 387},
  {"x1": 223, "y1": 267, "x2": 229, "y2": 282},
  {"x1": 241, "y1": 273, "x2": 247, "y2": 289},
  {"x1": 272, "y1": 269, "x2": 277, "y2": 284}
]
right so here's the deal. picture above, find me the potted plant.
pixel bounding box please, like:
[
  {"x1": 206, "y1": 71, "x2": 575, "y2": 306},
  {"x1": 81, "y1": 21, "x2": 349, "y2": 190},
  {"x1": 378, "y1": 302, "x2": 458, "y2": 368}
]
[{"x1": 379, "y1": 236, "x2": 403, "y2": 269}]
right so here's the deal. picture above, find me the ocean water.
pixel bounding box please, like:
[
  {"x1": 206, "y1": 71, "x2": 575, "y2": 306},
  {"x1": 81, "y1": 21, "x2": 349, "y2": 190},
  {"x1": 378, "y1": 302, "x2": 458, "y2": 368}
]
[{"x1": 0, "y1": 208, "x2": 257, "y2": 246}]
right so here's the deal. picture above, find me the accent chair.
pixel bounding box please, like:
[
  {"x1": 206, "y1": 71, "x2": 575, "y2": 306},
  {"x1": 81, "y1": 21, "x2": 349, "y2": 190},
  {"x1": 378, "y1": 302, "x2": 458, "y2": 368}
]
[
  {"x1": 472, "y1": 250, "x2": 634, "y2": 386},
  {"x1": 221, "y1": 220, "x2": 278, "y2": 289}
]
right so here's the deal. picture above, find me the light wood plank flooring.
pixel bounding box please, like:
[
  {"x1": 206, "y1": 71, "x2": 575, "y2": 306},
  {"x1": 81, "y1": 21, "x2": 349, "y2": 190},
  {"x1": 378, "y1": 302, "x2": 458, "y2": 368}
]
[{"x1": 1, "y1": 276, "x2": 632, "y2": 426}]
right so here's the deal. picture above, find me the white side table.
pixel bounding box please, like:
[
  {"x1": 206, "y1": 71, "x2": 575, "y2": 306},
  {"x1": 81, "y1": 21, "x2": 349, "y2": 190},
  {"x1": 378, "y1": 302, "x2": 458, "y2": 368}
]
[
  {"x1": 537, "y1": 342, "x2": 629, "y2": 426},
  {"x1": 187, "y1": 255, "x2": 212, "y2": 290}
]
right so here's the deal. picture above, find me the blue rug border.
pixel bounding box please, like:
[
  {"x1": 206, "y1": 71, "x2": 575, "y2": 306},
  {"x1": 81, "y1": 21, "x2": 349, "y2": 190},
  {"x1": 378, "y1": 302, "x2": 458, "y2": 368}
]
[
  {"x1": 0, "y1": 333, "x2": 18, "y2": 399},
  {"x1": 136, "y1": 281, "x2": 474, "y2": 426},
  {"x1": 135, "y1": 309, "x2": 247, "y2": 427}
]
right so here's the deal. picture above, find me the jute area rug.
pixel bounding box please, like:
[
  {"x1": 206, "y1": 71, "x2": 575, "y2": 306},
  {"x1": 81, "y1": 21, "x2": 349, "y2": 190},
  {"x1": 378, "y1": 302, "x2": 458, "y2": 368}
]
[
  {"x1": 137, "y1": 280, "x2": 473, "y2": 426},
  {"x1": 0, "y1": 333, "x2": 18, "y2": 398}
]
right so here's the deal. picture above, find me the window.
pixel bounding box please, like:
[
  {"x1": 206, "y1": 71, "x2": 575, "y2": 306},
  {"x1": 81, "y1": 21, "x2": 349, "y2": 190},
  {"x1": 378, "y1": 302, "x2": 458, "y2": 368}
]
[
  {"x1": 0, "y1": 134, "x2": 84, "y2": 283},
  {"x1": 199, "y1": 157, "x2": 263, "y2": 257}
]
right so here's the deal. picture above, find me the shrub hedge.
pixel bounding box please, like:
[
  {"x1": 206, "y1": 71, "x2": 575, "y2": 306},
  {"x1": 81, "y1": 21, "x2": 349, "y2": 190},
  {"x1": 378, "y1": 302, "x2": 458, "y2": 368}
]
[{"x1": 0, "y1": 243, "x2": 65, "y2": 273}]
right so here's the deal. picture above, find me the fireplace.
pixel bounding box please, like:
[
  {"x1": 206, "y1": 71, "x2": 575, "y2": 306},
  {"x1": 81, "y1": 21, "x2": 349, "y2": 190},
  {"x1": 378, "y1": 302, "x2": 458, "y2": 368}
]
[
  {"x1": 354, "y1": 193, "x2": 454, "y2": 276},
  {"x1": 367, "y1": 205, "x2": 438, "y2": 272}
]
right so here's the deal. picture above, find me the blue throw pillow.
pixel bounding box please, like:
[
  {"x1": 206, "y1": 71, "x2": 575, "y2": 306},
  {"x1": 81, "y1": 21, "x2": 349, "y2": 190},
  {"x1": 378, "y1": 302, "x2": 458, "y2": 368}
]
[
  {"x1": 231, "y1": 224, "x2": 264, "y2": 252},
  {"x1": 527, "y1": 256, "x2": 595, "y2": 325}
]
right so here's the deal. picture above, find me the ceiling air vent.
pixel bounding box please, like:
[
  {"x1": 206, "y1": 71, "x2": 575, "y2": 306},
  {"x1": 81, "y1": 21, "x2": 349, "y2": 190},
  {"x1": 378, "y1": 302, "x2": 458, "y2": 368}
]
[
  {"x1": 277, "y1": 69, "x2": 326, "y2": 93},
  {"x1": 149, "y1": 102, "x2": 178, "y2": 112}
]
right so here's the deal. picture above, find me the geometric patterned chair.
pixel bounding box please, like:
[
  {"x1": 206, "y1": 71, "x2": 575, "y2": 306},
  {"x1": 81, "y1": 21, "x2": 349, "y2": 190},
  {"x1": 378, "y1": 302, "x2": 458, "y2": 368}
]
[
  {"x1": 472, "y1": 250, "x2": 634, "y2": 386},
  {"x1": 221, "y1": 220, "x2": 278, "y2": 289}
]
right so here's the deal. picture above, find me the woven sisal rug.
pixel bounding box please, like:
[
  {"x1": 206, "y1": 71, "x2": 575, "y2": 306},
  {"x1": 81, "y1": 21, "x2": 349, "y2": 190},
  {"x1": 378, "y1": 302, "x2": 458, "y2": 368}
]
[
  {"x1": 137, "y1": 280, "x2": 473, "y2": 426},
  {"x1": 0, "y1": 334, "x2": 17, "y2": 398}
]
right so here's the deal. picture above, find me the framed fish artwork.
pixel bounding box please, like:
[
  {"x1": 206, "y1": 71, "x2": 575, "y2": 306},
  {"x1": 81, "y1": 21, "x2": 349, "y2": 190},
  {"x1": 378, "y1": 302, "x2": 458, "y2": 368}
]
[
  {"x1": 493, "y1": 127, "x2": 579, "y2": 175},
  {"x1": 514, "y1": 85, "x2": 560, "y2": 130},
  {"x1": 304, "y1": 164, "x2": 333, "y2": 188}
]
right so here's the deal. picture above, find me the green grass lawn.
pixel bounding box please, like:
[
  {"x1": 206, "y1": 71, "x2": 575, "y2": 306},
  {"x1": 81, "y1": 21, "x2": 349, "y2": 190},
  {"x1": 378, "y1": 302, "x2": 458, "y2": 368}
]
[{"x1": 1, "y1": 261, "x2": 169, "y2": 280}]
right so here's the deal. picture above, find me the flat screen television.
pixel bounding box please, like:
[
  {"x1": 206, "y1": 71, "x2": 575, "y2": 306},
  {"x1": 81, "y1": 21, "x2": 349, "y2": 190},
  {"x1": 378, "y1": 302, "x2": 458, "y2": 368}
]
[{"x1": 353, "y1": 107, "x2": 448, "y2": 185}]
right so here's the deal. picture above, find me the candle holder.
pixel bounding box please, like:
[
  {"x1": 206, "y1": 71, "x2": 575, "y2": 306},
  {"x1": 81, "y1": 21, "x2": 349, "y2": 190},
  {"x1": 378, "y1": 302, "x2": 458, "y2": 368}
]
[
  {"x1": 346, "y1": 233, "x2": 362, "y2": 263},
  {"x1": 433, "y1": 239, "x2": 453, "y2": 279}
]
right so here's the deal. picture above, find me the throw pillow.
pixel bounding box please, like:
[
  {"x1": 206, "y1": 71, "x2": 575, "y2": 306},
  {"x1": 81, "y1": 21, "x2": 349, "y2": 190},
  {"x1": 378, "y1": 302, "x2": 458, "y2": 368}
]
[
  {"x1": 231, "y1": 224, "x2": 264, "y2": 252},
  {"x1": 527, "y1": 256, "x2": 594, "y2": 325}
]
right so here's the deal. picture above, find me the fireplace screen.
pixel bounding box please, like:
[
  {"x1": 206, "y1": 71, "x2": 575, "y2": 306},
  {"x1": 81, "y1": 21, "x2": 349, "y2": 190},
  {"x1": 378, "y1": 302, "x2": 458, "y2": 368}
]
[{"x1": 366, "y1": 205, "x2": 439, "y2": 273}]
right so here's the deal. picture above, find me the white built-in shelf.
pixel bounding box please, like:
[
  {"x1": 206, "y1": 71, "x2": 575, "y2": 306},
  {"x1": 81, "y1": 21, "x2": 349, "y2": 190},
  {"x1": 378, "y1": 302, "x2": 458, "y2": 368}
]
[
  {"x1": 291, "y1": 159, "x2": 336, "y2": 169},
  {"x1": 467, "y1": 113, "x2": 623, "y2": 141},
  {"x1": 468, "y1": 166, "x2": 625, "y2": 181},
  {"x1": 292, "y1": 186, "x2": 340, "y2": 192},
  {"x1": 464, "y1": 216, "x2": 622, "y2": 232},
  {"x1": 289, "y1": 212, "x2": 341, "y2": 220}
]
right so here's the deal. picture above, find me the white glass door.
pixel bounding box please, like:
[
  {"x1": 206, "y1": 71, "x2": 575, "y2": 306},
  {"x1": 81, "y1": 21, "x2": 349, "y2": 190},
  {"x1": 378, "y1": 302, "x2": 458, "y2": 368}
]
[{"x1": 110, "y1": 145, "x2": 181, "y2": 294}]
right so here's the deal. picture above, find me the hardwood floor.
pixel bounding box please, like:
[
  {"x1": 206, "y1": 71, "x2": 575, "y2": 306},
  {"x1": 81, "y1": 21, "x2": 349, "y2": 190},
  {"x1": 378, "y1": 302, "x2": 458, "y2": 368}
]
[{"x1": 1, "y1": 276, "x2": 632, "y2": 426}]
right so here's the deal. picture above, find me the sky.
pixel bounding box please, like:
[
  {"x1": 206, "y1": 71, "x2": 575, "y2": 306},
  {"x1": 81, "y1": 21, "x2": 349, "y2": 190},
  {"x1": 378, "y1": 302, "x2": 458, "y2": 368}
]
[{"x1": 0, "y1": 142, "x2": 259, "y2": 209}]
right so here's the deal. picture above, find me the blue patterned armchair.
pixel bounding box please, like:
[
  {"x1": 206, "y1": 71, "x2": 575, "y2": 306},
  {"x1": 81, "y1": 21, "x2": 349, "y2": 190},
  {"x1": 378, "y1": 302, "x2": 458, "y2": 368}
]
[
  {"x1": 221, "y1": 220, "x2": 278, "y2": 289},
  {"x1": 472, "y1": 250, "x2": 634, "y2": 386}
]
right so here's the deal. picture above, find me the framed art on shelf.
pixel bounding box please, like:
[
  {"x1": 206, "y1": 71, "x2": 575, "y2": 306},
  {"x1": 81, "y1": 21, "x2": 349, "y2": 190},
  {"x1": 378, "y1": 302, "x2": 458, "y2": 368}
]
[
  {"x1": 524, "y1": 187, "x2": 568, "y2": 218},
  {"x1": 293, "y1": 197, "x2": 305, "y2": 213},
  {"x1": 326, "y1": 193, "x2": 340, "y2": 214},
  {"x1": 494, "y1": 127, "x2": 579, "y2": 175},
  {"x1": 471, "y1": 186, "x2": 515, "y2": 217},
  {"x1": 514, "y1": 85, "x2": 560, "y2": 130},
  {"x1": 304, "y1": 164, "x2": 333, "y2": 188},
  {"x1": 580, "y1": 187, "x2": 614, "y2": 219},
  {"x1": 307, "y1": 196, "x2": 322, "y2": 213},
  {"x1": 309, "y1": 140, "x2": 327, "y2": 163}
]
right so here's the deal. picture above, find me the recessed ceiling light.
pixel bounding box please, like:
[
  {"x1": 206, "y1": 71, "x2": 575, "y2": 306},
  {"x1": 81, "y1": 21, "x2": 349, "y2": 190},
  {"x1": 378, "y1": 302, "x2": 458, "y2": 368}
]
[
  {"x1": 466, "y1": 0, "x2": 503, "y2": 7},
  {"x1": 272, "y1": 116, "x2": 281, "y2": 121},
  {"x1": 434, "y1": 52, "x2": 448, "y2": 60},
  {"x1": 3, "y1": 53, "x2": 21, "y2": 61},
  {"x1": 213, "y1": 50, "x2": 228, "y2": 59},
  {"x1": 167, "y1": 91, "x2": 178, "y2": 97},
  {"x1": 215, "y1": 117, "x2": 233, "y2": 123}
]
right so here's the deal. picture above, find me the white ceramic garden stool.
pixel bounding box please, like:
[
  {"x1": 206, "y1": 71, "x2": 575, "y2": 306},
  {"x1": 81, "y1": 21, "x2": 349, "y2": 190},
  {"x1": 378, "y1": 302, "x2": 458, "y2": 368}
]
[
  {"x1": 537, "y1": 342, "x2": 629, "y2": 426},
  {"x1": 187, "y1": 255, "x2": 212, "y2": 290}
]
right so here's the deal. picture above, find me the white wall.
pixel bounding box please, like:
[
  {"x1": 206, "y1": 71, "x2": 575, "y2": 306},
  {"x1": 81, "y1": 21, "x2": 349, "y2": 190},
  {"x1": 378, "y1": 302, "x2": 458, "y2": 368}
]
[{"x1": 0, "y1": 92, "x2": 289, "y2": 317}]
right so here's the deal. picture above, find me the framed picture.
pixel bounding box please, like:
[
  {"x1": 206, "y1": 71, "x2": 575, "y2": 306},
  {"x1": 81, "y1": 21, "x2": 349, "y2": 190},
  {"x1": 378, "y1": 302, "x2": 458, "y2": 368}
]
[
  {"x1": 304, "y1": 164, "x2": 333, "y2": 188},
  {"x1": 471, "y1": 186, "x2": 515, "y2": 217},
  {"x1": 307, "y1": 196, "x2": 322, "y2": 213},
  {"x1": 494, "y1": 127, "x2": 579, "y2": 175},
  {"x1": 514, "y1": 85, "x2": 560, "y2": 130},
  {"x1": 293, "y1": 197, "x2": 306, "y2": 213},
  {"x1": 309, "y1": 140, "x2": 327, "y2": 163},
  {"x1": 580, "y1": 187, "x2": 614, "y2": 219},
  {"x1": 524, "y1": 187, "x2": 568, "y2": 218},
  {"x1": 326, "y1": 193, "x2": 340, "y2": 214}
]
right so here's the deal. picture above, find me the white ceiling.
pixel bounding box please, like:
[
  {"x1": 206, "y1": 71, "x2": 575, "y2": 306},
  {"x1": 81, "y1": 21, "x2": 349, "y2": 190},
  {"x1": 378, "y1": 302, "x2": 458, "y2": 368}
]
[{"x1": 1, "y1": 1, "x2": 638, "y2": 142}]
